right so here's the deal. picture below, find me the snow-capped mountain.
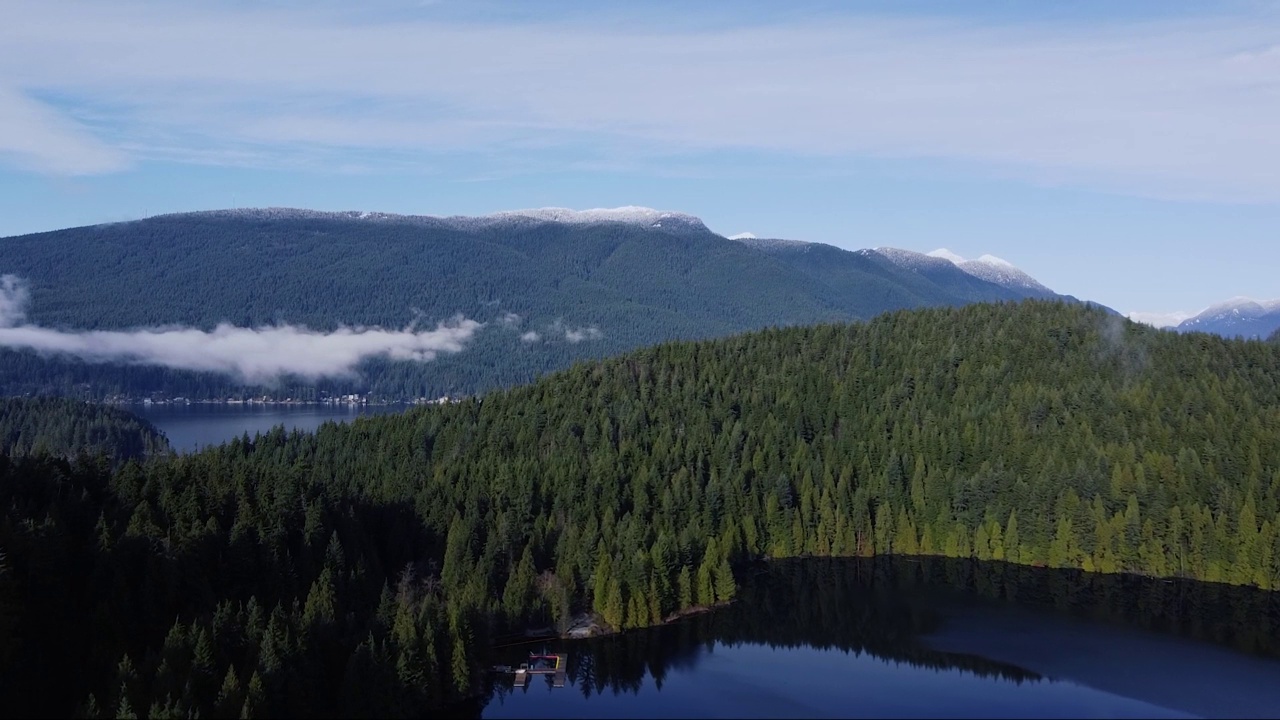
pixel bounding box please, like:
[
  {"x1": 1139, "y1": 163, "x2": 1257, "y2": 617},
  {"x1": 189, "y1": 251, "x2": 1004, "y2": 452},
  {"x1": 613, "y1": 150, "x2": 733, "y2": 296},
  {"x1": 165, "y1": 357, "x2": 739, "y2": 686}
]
[
  {"x1": 1175, "y1": 297, "x2": 1280, "y2": 339},
  {"x1": 871, "y1": 247, "x2": 960, "y2": 274},
  {"x1": 871, "y1": 247, "x2": 1055, "y2": 298},
  {"x1": 926, "y1": 249, "x2": 1053, "y2": 295}
]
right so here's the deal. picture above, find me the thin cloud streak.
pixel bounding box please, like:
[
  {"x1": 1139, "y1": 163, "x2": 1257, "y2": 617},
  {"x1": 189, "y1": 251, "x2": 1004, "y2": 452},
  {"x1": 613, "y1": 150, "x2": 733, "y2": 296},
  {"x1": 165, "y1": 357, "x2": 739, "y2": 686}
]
[
  {"x1": 1, "y1": 3, "x2": 1278, "y2": 200},
  {"x1": 0, "y1": 276, "x2": 480, "y2": 382},
  {"x1": 0, "y1": 85, "x2": 128, "y2": 175}
]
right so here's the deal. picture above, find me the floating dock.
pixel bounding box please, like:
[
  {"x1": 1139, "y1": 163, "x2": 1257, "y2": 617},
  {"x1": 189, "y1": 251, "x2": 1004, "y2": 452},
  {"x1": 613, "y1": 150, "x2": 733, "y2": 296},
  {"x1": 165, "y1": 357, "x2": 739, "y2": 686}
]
[{"x1": 498, "y1": 653, "x2": 566, "y2": 688}]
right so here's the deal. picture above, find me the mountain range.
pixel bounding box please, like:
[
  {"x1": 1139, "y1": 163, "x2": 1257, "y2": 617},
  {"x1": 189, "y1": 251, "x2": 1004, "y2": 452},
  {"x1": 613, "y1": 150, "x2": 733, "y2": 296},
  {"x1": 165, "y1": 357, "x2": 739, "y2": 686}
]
[
  {"x1": 0, "y1": 206, "x2": 1077, "y2": 399},
  {"x1": 1172, "y1": 297, "x2": 1280, "y2": 340}
]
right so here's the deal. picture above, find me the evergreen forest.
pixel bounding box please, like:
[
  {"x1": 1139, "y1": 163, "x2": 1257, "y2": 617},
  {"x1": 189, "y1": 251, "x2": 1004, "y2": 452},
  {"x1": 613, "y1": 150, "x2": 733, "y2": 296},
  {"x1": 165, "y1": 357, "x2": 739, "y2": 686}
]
[
  {"x1": 0, "y1": 396, "x2": 170, "y2": 462},
  {"x1": 2, "y1": 300, "x2": 1279, "y2": 717}
]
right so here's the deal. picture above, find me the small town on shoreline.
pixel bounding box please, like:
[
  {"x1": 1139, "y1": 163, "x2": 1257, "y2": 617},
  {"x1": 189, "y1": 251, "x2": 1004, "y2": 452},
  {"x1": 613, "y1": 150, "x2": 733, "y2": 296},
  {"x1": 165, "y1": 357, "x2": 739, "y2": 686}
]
[{"x1": 96, "y1": 393, "x2": 463, "y2": 407}]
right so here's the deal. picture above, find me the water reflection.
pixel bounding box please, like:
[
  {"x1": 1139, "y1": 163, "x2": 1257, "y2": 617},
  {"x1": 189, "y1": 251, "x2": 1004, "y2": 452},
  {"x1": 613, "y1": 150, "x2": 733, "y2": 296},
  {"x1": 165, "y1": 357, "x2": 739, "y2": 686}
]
[{"x1": 481, "y1": 558, "x2": 1280, "y2": 718}]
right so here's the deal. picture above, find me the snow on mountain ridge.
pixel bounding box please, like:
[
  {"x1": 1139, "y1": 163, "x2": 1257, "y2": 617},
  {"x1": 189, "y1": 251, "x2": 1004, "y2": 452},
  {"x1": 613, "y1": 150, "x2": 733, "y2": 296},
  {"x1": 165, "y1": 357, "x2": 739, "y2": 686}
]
[
  {"x1": 874, "y1": 247, "x2": 958, "y2": 272},
  {"x1": 1196, "y1": 296, "x2": 1271, "y2": 317},
  {"x1": 1174, "y1": 295, "x2": 1280, "y2": 339},
  {"x1": 957, "y1": 257, "x2": 1048, "y2": 293},
  {"x1": 157, "y1": 206, "x2": 708, "y2": 231},
  {"x1": 485, "y1": 206, "x2": 703, "y2": 226},
  {"x1": 975, "y1": 254, "x2": 1015, "y2": 269},
  {"x1": 883, "y1": 247, "x2": 1052, "y2": 294}
]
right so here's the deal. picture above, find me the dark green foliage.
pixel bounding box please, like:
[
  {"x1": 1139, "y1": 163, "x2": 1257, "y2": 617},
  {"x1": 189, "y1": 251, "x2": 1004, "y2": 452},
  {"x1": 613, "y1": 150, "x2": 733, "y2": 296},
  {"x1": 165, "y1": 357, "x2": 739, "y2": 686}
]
[
  {"x1": 0, "y1": 397, "x2": 169, "y2": 461},
  {"x1": 0, "y1": 212, "x2": 1049, "y2": 401},
  {"x1": 2, "y1": 300, "x2": 1279, "y2": 717}
]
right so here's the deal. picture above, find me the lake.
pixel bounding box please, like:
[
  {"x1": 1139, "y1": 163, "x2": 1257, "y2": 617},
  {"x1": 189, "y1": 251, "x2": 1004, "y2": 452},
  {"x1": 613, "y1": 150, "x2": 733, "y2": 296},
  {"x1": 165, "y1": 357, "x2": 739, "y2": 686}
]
[
  {"x1": 478, "y1": 558, "x2": 1280, "y2": 719},
  {"x1": 130, "y1": 402, "x2": 409, "y2": 452}
]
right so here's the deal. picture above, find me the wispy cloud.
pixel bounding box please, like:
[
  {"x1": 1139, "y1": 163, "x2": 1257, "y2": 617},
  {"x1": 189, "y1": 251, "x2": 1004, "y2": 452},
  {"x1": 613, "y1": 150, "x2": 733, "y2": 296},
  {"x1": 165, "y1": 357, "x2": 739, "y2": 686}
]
[
  {"x1": 563, "y1": 326, "x2": 603, "y2": 343},
  {"x1": 0, "y1": 85, "x2": 128, "y2": 175},
  {"x1": 547, "y1": 319, "x2": 603, "y2": 343},
  {"x1": 2, "y1": 2, "x2": 1279, "y2": 200},
  {"x1": 0, "y1": 275, "x2": 479, "y2": 382},
  {"x1": 518, "y1": 320, "x2": 602, "y2": 344},
  {"x1": 0, "y1": 275, "x2": 30, "y2": 327}
]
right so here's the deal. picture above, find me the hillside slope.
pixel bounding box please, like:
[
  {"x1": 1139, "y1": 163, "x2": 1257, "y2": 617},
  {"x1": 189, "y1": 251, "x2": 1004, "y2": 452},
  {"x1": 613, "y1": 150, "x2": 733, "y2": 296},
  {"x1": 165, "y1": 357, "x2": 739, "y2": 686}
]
[{"x1": 1, "y1": 208, "x2": 1071, "y2": 399}]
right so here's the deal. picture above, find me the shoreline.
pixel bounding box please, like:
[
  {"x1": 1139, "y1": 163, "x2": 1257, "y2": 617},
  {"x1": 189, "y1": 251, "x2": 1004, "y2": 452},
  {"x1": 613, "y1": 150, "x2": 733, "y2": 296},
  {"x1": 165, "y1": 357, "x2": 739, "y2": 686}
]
[
  {"x1": 519, "y1": 600, "x2": 737, "y2": 643},
  {"x1": 105, "y1": 398, "x2": 441, "y2": 408}
]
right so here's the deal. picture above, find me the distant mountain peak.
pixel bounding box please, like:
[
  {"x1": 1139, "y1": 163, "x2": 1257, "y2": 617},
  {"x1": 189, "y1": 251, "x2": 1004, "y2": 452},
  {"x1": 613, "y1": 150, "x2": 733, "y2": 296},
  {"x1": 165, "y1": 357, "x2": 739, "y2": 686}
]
[
  {"x1": 873, "y1": 247, "x2": 957, "y2": 270},
  {"x1": 1199, "y1": 296, "x2": 1270, "y2": 316},
  {"x1": 1176, "y1": 295, "x2": 1280, "y2": 339},
  {"x1": 875, "y1": 247, "x2": 1053, "y2": 296},
  {"x1": 728, "y1": 232, "x2": 756, "y2": 240},
  {"x1": 926, "y1": 248, "x2": 1048, "y2": 294}
]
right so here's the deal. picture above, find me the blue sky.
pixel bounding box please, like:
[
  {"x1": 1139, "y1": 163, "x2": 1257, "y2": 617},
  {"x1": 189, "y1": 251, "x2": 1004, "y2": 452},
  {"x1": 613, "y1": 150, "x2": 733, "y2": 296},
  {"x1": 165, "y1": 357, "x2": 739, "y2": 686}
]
[{"x1": 1, "y1": 0, "x2": 1278, "y2": 323}]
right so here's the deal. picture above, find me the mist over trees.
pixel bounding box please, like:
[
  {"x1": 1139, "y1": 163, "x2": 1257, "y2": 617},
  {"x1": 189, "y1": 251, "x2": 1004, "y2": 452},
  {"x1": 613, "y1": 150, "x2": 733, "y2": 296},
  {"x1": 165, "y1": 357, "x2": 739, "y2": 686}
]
[{"x1": 2, "y1": 300, "x2": 1278, "y2": 716}]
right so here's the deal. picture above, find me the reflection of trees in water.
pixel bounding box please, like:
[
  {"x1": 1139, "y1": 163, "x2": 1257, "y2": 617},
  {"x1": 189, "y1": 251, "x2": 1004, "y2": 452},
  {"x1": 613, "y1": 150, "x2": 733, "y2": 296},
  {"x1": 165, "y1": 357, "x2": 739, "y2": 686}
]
[
  {"x1": 548, "y1": 558, "x2": 1041, "y2": 702},
  {"x1": 484, "y1": 557, "x2": 1279, "y2": 706},
  {"x1": 710, "y1": 559, "x2": 1041, "y2": 683},
  {"x1": 901, "y1": 557, "x2": 1280, "y2": 659},
  {"x1": 566, "y1": 618, "x2": 699, "y2": 698}
]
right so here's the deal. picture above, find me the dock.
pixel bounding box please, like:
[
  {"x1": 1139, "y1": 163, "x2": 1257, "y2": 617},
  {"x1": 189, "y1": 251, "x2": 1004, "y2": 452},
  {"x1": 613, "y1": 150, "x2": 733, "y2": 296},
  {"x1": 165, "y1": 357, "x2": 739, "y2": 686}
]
[{"x1": 497, "y1": 653, "x2": 567, "y2": 688}]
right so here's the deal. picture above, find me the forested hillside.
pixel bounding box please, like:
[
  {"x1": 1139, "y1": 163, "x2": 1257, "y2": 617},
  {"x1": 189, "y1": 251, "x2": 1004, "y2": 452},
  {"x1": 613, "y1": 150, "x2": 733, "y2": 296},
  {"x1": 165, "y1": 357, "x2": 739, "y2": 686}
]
[
  {"x1": 0, "y1": 397, "x2": 169, "y2": 462},
  {"x1": 0, "y1": 209, "x2": 1065, "y2": 400},
  {"x1": 3, "y1": 300, "x2": 1278, "y2": 717}
]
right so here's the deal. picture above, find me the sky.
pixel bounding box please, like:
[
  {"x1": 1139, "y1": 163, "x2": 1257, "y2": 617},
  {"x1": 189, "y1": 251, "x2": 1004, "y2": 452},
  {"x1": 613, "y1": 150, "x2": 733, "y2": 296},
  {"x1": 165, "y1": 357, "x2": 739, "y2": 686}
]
[{"x1": 1, "y1": 0, "x2": 1278, "y2": 323}]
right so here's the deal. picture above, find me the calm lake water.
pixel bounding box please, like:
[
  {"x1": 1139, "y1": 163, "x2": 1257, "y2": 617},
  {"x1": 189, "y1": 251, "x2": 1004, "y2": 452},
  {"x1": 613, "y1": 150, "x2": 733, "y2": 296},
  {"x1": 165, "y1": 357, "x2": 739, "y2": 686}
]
[
  {"x1": 130, "y1": 402, "x2": 408, "y2": 452},
  {"x1": 479, "y1": 558, "x2": 1280, "y2": 719}
]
